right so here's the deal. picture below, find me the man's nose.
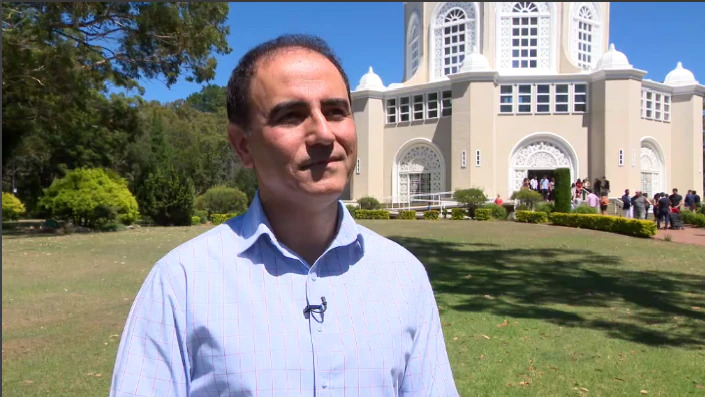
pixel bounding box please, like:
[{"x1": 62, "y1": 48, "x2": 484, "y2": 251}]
[{"x1": 306, "y1": 109, "x2": 336, "y2": 145}]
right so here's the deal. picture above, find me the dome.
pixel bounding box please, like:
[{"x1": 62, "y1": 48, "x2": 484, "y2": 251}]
[
  {"x1": 355, "y1": 66, "x2": 385, "y2": 91},
  {"x1": 664, "y1": 62, "x2": 698, "y2": 86},
  {"x1": 458, "y1": 47, "x2": 491, "y2": 72},
  {"x1": 595, "y1": 43, "x2": 632, "y2": 70}
]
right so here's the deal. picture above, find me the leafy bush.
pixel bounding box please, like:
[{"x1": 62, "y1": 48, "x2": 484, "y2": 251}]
[
  {"x1": 515, "y1": 210, "x2": 549, "y2": 224},
  {"x1": 191, "y1": 216, "x2": 202, "y2": 225},
  {"x1": 454, "y1": 188, "x2": 487, "y2": 217},
  {"x1": 423, "y1": 210, "x2": 440, "y2": 220},
  {"x1": 199, "y1": 186, "x2": 248, "y2": 214},
  {"x1": 535, "y1": 202, "x2": 554, "y2": 214},
  {"x1": 572, "y1": 204, "x2": 598, "y2": 214},
  {"x1": 681, "y1": 211, "x2": 705, "y2": 227},
  {"x1": 354, "y1": 209, "x2": 390, "y2": 220},
  {"x1": 211, "y1": 213, "x2": 239, "y2": 225},
  {"x1": 399, "y1": 210, "x2": 416, "y2": 220},
  {"x1": 474, "y1": 208, "x2": 492, "y2": 221},
  {"x1": 38, "y1": 168, "x2": 139, "y2": 227},
  {"x1": 357, "y1": 196, "x2": 381, "y2": 210},
  {"x1": 97, "y1": 221, "x2": 127, "y2": 232},
  {"x1": 550, "y1": 212, "x2": 656, "y2": 237},
  {"x1": 2, "y1": 192, "x2": 26, "y2": 220},
  {"x1": 511, "y1": 189, "x2": 543, "y2": 210},
  {"x1": 554, "y1": 168, "x2": 571, "y2": 213},
  {"x1": 451, "y1": 208, "x2": 467, "y2": 220},
  {"x1": 193, "y1": 210, "x2": 209, "y2": 223},
  {"x1": 346, "y1": 204, "x2": 358, "y2": 218},
  {"x1": 138, "y1": 166, "x2": 194, "y2": 226},
  {"x1": 482, "y1": 203, "x2": 507, "y2": 220}
]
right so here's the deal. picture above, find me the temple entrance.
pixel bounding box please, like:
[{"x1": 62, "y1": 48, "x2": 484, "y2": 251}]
[{"x1": 509, "y1": 135, "x2": 578, "y2": 193}]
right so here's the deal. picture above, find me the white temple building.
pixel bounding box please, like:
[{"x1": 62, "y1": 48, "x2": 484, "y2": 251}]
[{"x1": 345, "y1": 2, "x2": 704, "y2": 204}]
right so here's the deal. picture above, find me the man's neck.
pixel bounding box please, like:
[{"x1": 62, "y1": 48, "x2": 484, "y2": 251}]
[{"x1": 259, "y1": 192, "x2": 340, "y2": 266}]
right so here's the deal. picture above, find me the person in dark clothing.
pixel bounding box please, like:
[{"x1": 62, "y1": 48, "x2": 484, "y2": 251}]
[
  {"x1": 621, "y1": 189, "x2": 632, "y2": 218},
  {"x1": 593, "y1": 178, "x2": 602, "y2": 196},
  {"x1": 657, "y1": 193, "x2": 671, "y2": 230},
  {"x1": 693, "y1": 190, "x2": 701, "y2": 210},
  {"x1": 669, "y1": 188, "x2": 683, "y2": 212},
  {"x1": 652, "y1": 192, "x2": 660, "y2": 220},
  {"x1": 684, "y1": 190, "x2": 694, "y2": 210}
]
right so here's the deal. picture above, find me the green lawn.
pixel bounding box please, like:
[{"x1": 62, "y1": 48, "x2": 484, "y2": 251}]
[{"x1": 2, "y1": 221, "x2": 704, "y2": 396}]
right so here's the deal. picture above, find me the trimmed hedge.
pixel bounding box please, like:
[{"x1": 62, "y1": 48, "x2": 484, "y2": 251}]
[
  {"x1": 399, "y1": 210, "x2": 417, "y2": 220},
  {"x1": 211, "y1": 213, "x2": 239, "y2": 225},
  {"x1": 451, "y1": 208, "x2": 467, "y2": 220},
  {"x1": 423, "y1": 210, "x2": 440, "y2": 220},
  {"x1": 355, "y1": 210, "x2": 390, "y2": 220},
  {"x1": 550, "y1": 212, "x2": 657, "y2": 237},
  {"x1": 474, "y1": 208, "x2": 492, "y2": 221},
  {"x1": 482, "y1": 203, "x2": 507, "y2": 219},
  {"x1": 554, "y1": 168, "x2": 571, "y2": 213},
  {"x1": 346, "y1": 204, "x2": 358, "y2": 218},
  {"x1": 535, "y1": 202, "x2": 555, "y2": 214},
  {"x1": 191, "y1": 216, "x2": 202, "y2": 225},
  {"x1": 572, "y1": 204, "x2": 598, "y2": 214},
  {"x1": 681, "y1": 211, "x2": 705, "y2": 227},
  {"x1": 516, "y1": 210, "x2": 549, "y2": 224}
]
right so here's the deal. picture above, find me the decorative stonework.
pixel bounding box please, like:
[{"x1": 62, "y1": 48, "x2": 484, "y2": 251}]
[
  {"x1": 406, "y1": 12, "x2": 421, "y2": 80},
  {"x1": 432, "y1": 2, "x2": 478, "y2": 80},
  {"x1": 640, "y1": 145, "x2": 662, "y2": 196},
  {"x1": 640, "y1": 146, "x2": 660, "y2": 172},
  {"x1": 511, "y1": 140, "x2": 573, "y2": 191},
  {"x1": 397, "y1": 144, "x2": 444, "y2": 201},
  {"x1": 496, "y1": 2, "x2": 552, "y2": 70}
]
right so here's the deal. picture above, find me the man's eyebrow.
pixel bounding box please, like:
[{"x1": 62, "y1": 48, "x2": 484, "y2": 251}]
[{"x1": 321, "y1": 98, "x2": 350, "y2": 110}]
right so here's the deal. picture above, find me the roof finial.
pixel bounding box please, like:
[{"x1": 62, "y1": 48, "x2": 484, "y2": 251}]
[
  {"x1": 676, "y1": 61, "x2": 683, "y2": 69},
  {"x1": 368, "y1": 66, "x2": 374, "y2": 73},
  {"x1": 609, "y1": 43, "x2": 615, "y2": 51}
]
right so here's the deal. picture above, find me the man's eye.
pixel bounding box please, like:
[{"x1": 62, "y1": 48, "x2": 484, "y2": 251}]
[
  {"x1": 326, "y1": 108, "x2": 349, "y2": 120},
  {"x1": 277, "y1": 112, "x2": 306, "y2": 125}
]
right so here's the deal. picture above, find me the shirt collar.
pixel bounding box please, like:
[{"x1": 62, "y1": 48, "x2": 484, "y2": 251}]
[{"x1": 235, "y1": 191, "x2": 364, "y2": 259}]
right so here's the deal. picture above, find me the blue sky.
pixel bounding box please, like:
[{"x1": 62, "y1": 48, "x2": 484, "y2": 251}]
[{"x1": 124, "y1": 2, "x2": 705, "y2": 103}]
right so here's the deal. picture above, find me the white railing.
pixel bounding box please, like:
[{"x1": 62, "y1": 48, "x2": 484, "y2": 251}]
[{"x1": 379, "y1": 191, "x2": 459, "y2": 211}]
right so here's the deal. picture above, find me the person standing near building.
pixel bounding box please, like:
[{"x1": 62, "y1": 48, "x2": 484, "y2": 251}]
[
  {"x1": 669, "y1": 188, "x2": 683, "y2": 212},
  {"x1": 586, "y1": 190, "x2": 600, "y2": 210},
  {"x1": 530, "y1": 176, "x2": 538, "y2": 191},
  {"x1": 602, "y1": 176, "x2": 611, "y2": 197},
  {"x1": 593, "y1": 178, "x2": 602, "y2": 196},
  {"x1": 657, "y1": 192, "x2": 672, "y2": 229},
  {"x1": 693, "y1": 190, "x2": 701, "y2": 210},
  {"x1": 110, "y1": 34, "x2": 458, "y2": 397},
  {"x1": 684, "y1": 190, "x2": 694, "y2": 211},
  {"x1": 600, "y1": 193, "x2": 610, "y2": 215},
  {"x1": 621, "y1": 189, "x2": 633, "y2": 218},
  {"x1": 632, "y1": 190, "x2": 646, "y2": 219},
  {"x1": 540, "y1": 175, "x2": 549, "y2": 201},
  {"x1": 642, "y1": 192, "x2": 652, "y2": 220}
]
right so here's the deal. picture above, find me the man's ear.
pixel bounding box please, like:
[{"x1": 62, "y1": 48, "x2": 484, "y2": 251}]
[{"x1": 227, "y1": 123, "x2": 254, "y2": 168}]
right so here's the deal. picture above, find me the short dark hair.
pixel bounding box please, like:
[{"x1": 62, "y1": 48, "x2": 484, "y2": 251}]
[{"x1": 226, "y1": 34, "x2": 351, "y2": 131}]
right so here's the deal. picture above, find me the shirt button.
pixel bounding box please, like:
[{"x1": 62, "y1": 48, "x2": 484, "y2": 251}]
[
  {"x1": 322, "y1": 384, "x2": 328, "y2": 389},
  {"x1": 317, "y1": 326, "x2": 323, "y2": 333},
  {"x1": 311, "y1": 273, "x2": 317, "y2": 281}
]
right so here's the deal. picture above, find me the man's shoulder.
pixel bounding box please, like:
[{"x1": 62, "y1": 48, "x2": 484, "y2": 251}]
[
  {"x1": 355, "y1": 224, "x2": 423, "y2": 265},
  {"x1": 158, "y1": 219, "x2": 242, "y2": 268}
]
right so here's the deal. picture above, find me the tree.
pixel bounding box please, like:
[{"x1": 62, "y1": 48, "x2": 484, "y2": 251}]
[
  {"x1": 511, "y1": 189, "x2": 543, "y2": 210},
  {"x1": 38, "y1": 168, "x2": 139, "y2": 227},
  {"x1": 139, "y1": 165, "x2": 195, "y2": 226},
  {"x1": 2, "y1": 192, "x2": 27, "y2": 221},
  {"x1": 357, "y1": 196, "x2": 381, "y2": 210},
  {"x1": 2, "y1": 2, "x2": 231, "y2": 210},
  {"x1": 454, "y1": 188, "x2": 488, "y2": 217},
  {"x1": 554, "y1": 168, "x2": 572, "y2": 213}
]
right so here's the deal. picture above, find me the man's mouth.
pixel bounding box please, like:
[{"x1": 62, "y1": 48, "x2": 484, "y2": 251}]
[{"x1": 300, "y1": 157, "x2": 341, "y2": 170}]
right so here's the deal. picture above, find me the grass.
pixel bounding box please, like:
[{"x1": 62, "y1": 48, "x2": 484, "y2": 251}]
[{"x1": 2, "y1": 221, "x2": 704, "y2": 396}]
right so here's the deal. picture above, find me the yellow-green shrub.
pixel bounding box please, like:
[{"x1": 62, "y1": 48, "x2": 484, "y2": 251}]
[
  {"x1": 191, "y1": 216, "x2": 201, "y2": 225},
  {"x1": 516, "y1": 210, "x2": 549, "y2": 224},
  {"x1": 451, "y1": 208, "x2": 467, "y2": 220},
  {"x1": 474, "y1": 208, "x2": 492, "y2": 221},
  {"x1": 354, "y1": 210, "x2": 390, "y2": 220},
  {"x1": 550, "y1": 213, "x2": 657, "y2": 237},
  {"x1": 2, "y1": 192, "x2": 26, "y2": 220},
  {"x1": 399, "y1": 210, "x2": 416, "y2": 220},
  {"x1": 423, "y1": 210, "x2": 440, "y2": 220},
  {"x1": 211, "y1": 213, "x2": 239, "y2": 225}
]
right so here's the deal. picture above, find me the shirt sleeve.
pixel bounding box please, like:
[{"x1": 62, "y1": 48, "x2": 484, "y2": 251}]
[
  {"x1": 400, "y1": 270, "x2": 459, "y2": 396},
  {"x1": 110, "y1": 261, "x2": 189, "y2": 397}
]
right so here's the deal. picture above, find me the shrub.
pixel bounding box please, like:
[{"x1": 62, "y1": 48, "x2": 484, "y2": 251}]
[
  {"x1": 193, "y1": 210, "x2": 209, "y2": 223},
  {"x1": 554, "y1": 168, "x2": 572, "y2": 213},
  {"x1": 199, "y1": 186, "x2": 248, "y2": 214},
  {"x1": 357, "y1": 196, "x2": 381, "y2": 210},
  {"x1": 211, "y1": 213, "x2": 239, "y2": 225},
  {"x1": 191, "y1": 216, "x2": 202, "y2": 225},
  {"x1": 354, "y1": 209, "x2": 390, "y2": 220},
  {"x1": 451, "y1": 208, "x2": 467, "y2": 220},
  {"x1": 423, "y1": 210, "x2": 440, "y2": 220},
  {"x1": 535, "y1": 202, "x2": 554, "y2": 215},
  {"x1": 454, "y1": 188, "x2": 487, "y2": 217},
  {"x1": 474, "y1": 208, "x2": 492, "y2": 221},
  {"x1": 681, "y1": 211, "x2": 705, "y2": 227},
  {"x1": 98, "y1": 221, "x2": 127, "y2": 232},
  {"x1": 138, "y1": 166, "x2": 194, "y2": 226},
  {"x1": 482, "y1": 203, "x2": 507, "y2": 220},
  {"x1": 38, "y1": 168, "x2": 139, "y2": 227},
  {"x1": 572, "y1": 204, "x2": 598, "y2": 214},
  {"x1": 511, "y1": 189, "x2": 543, "y2": 210},
  {"x1": 515, "y1": 210, "x2": 549, "y2": 224},
  {"x1": 2, "y1": 192, "x2": 26, "y2": 220},
  {"x1": 550, "y1": 213, "x2": 657, "y2": 237},
  {"x1": 346, "y1": 204, "x2": 358, "y2": 218},
  {"x1": 399, "y1": 210, "x2": 417, "y2": 220}
]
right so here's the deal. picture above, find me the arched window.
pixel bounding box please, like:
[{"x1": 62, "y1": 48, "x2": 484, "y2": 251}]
[
  {"x1": 571, "y1": 3, "x2": 601, "y2": 71},
  {"x1": 496, "y1": 2, "x2": 553, "y2": 71},
  {"x1": 406, "y1": 13, "x2": 421, "y2": 79},
  {"x1": 431, "y1": 2, "x2": 479, "y2": 80}
]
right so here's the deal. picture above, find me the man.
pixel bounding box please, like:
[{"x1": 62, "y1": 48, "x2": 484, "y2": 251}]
[
  {"x1": 657, "y1": 192, "x2": 672, "y2": 229},
  {"x1": 621, "y1": 189, "x2": 632, "y2": 218},
  {"x1": 669, "y1": 188, "x2": 683, "y2": 212},
  {"x1": 110, "y1": 35, "x2": 458, "y2": 396},
  {"x1": 632, "y1": 190, "x2": 646, "y2": 220},
  {"x1": 540, "y1": 175, "x2": 549, "y2": 201},
  {"x1": 693, "y1": 190, "x2": 701, "y2": 210},
  {"x1": 601, "y1": 176, "x2": 610, "y2": 197},
  {"x1": 586, "y1": 190, "x2": 599, "y2": 209},
  {"x1": 494, "y1": 193, "x2": 503, "y2": 205},
  {"x1": 530, "y1": 176, "x2": 538, "y2": 191},
  {"x1": 684, "y1": 190, "x2": 694, "y2": 211}
]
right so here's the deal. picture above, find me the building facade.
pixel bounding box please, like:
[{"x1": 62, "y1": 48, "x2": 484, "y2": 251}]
[{"x1": 347, "y1": 2, "x2": 704, "y2": 204}]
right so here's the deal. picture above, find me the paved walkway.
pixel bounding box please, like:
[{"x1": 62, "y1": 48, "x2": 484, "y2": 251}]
[{"x1": 652, "y1": 224, "x2": 705, "y2": 246}]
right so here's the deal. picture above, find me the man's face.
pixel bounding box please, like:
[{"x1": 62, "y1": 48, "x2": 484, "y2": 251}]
[{"x1": 229, "y1": 48, "x2": 356, "y2": 205}]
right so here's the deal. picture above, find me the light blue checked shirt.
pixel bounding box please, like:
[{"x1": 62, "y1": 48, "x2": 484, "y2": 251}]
[{"x1": 111, "y1": 194, "x2": 457, "y2": 397}]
